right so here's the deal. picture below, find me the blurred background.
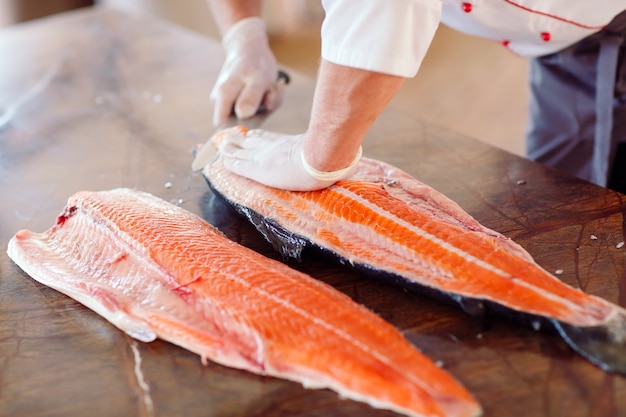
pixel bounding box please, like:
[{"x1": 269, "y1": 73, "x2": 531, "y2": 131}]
[{"x1": 0, "y1": 0, "x2": 529, "y2": 156}]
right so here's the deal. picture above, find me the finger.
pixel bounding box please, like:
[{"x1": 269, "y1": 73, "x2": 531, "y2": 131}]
[
  {"x1": 214, "y1": 127, "x2": 271, "y2": 153},
  {"x1": 219, "y1": 128, "x2": 274, "y2": 150},
  {"x1": 220, "y1": 132, "x2": 265, "y2": 152},
  {"x1": 210, "y1": 79, "x2": 243, "y2": 126},
  {"x1": 220, "y1": 142, "x2": 258, "y2": 160},
  {"x1": 262, "y1": 82, "x2": 285, "y2": 112},
  {"x1": 212, "y1": 101, "x2": 232, "y2": 127},
  {"x1": 211, "y1": 126, "x2": 247, "y2": 149},
  {"x1": 234, "y1": 81, "x2": 267, "y2": 119},
  {"x1": 221, "y1": 147, "x2": 266, "y2": 183},
  {"x1": 222, "y1": 155, "x2": 254, "y2": 180}
]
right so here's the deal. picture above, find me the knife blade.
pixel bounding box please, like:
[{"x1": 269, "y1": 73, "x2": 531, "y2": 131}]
[{"x1": 191, "y1": 70, "x2": 290, "y2": 172}]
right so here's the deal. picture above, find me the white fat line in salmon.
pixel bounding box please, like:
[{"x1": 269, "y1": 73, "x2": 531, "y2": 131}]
[
  {"x1": 78, "y1": 199, "x2": 184, "y2": 291},
  {"x1": 216, "y1": 266, "x2": 441, "y2": 398},
  {"x1": 315, "y1": 186, "x2": 593, "y2": 317}
]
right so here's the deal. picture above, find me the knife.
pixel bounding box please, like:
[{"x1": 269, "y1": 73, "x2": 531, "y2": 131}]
[{"x1": 191, "y1": 70, "x2": 290, "y2": 172}]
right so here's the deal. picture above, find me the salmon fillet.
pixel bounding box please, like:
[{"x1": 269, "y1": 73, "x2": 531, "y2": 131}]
[
  {"x1": 7, "y1": 188, "x2": 481, "y2": 417},
  {"x1": 204, "y1": 151, "x2": 626, "y2": 374}
]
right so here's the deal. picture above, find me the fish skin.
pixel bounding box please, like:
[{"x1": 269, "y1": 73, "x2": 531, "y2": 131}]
[
  {"x1": 7, "y1": 188, "x2": 481, "y2": 417},
  {"x1": 203, "y1": 154, "x2": 626, "y2": 373}
]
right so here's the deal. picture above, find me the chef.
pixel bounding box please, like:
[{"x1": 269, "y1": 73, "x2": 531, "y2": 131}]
[{"x1": 207, "y1": 1, "x2": 626, "y2": 192}]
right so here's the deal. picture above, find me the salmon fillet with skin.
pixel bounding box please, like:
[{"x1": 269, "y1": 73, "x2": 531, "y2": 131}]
[
  {"x1": 203, "y1": 135, "x2": 626, "y2": 373},
  {"x1": 7, "y1": 188, "x2": 481, "y2": 417}
]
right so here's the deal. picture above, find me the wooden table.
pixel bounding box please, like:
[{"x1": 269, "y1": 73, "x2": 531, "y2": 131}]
[{"x1": 1, "y1": 6, "x2": 626, "y2": 417}]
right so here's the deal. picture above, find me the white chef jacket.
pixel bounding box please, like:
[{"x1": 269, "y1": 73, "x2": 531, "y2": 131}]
[{"x1": 321, "y1": 0, "x2": 626, "y2": 77}]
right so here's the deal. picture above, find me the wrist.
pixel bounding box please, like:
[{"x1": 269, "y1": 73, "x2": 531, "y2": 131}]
[
  {"x1": 301, "y1": 146, "x2": 362, "y2": 182},
  {"x1": 302, "y1": 122, "x2": 365, "y2": 173},
  {"x1": 222, "y1": 16, "x2": 268, "y2": 51}
]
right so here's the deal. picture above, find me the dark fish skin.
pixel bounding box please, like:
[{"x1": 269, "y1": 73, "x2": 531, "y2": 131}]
[{"x1": 203, "y1": 158, "x2": 626, "y2": 375}]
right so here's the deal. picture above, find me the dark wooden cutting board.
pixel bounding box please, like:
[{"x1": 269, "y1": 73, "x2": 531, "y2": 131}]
[{"x1": 1, "y1": 6, "x2": 625, "y2": 417}]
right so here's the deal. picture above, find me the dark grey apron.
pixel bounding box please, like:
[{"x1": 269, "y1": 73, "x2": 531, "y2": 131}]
[{"x1": 526, "y1": 10, "x2": 626, "y2": 190}]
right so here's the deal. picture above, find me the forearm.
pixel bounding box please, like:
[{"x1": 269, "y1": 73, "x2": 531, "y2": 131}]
[
  {"x1": 303, "y1": 59, "x2": 405, "y2": 172},
  {"x1": 206, "y1": 0, "x2": 262, "y2": 35}
]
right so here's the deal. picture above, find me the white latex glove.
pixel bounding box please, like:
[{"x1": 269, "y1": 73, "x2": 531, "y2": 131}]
[
  {"x1": 212, "y1": 127, "x2": 362, "y2": 191},
  {"x1": 210, "y1": 17, "x2": 284, "y2": 126}
]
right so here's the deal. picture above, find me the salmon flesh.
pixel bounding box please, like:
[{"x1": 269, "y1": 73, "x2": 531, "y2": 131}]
[
  {"x1": 7, "y1": 188, "x2": 481, "y2": 417},
  {"x1": 203, "y1": 154, "x2": 626, "y2": 374}
]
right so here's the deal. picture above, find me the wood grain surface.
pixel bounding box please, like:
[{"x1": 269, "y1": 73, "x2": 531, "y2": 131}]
[{"x1": 1, "y1": 6, "x2": 626, "y2": 417}]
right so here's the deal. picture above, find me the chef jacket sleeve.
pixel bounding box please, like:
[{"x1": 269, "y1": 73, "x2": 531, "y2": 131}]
[{"x1": 321, "y1": 0, "x2": 442, "y2": 77}]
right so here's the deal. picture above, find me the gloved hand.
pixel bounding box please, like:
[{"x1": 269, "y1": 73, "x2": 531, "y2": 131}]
[
  {"x1": 211, "y1": 127, "x2": 362, "y2": 191},
  {"x1": 210, "y1": 17, "x2": 284, "y2": 126}
]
